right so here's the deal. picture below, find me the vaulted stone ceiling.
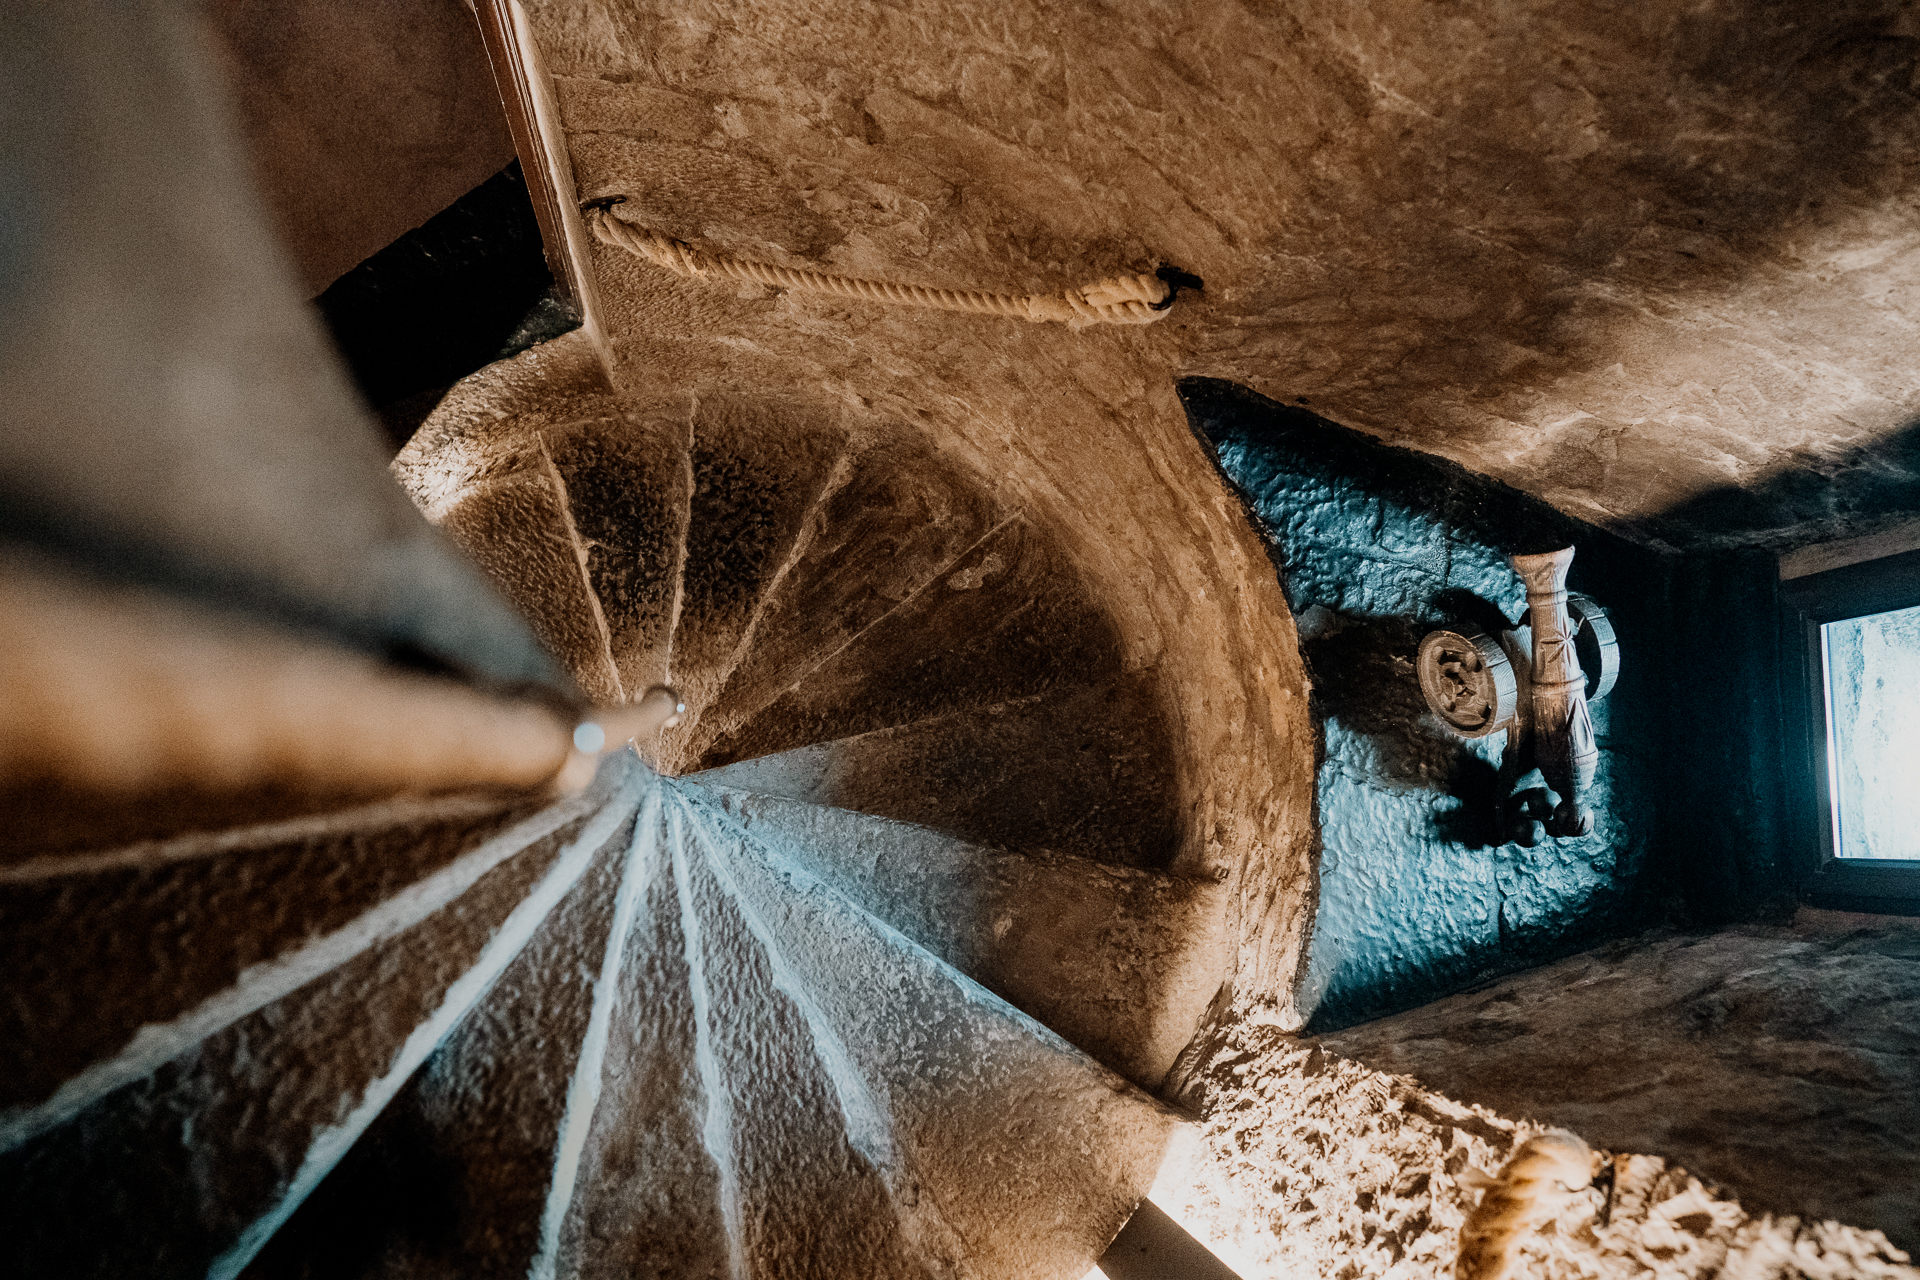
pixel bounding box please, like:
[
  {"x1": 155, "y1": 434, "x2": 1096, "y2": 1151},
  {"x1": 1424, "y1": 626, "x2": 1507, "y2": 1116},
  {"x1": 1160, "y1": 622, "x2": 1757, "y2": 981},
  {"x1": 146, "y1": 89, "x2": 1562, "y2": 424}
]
[{"x1": 525, "y1": 0, "x2": 1920, "y2": 550}]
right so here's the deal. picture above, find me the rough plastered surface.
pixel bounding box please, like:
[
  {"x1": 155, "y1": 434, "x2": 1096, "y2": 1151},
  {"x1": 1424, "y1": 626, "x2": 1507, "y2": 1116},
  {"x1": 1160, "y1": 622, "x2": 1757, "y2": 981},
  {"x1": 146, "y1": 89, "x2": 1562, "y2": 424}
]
[
  {"x1": 1187, "y1": 380, "x2": 1667, "y2": 1028},
  {"x1": 1149, "y1": 914, "x2": 1920, "y2": 1280},
  {"x1": 1314, "y1": 916, "x2": 1920, "y2": 1253},
  {"x1": 528, "y1": 0, "x2": 1920, "y2": 552}
]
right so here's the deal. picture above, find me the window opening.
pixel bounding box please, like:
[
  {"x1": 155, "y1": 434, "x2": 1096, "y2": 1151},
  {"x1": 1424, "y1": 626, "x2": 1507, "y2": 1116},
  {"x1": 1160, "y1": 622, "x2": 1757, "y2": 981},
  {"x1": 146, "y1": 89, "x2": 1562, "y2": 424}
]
[
  {"x1": 1819, "y1": 603, "x2": 1920, "y2": 862},
  {"x1": 1784, "y1": 535, "x2": 1920, "y2": 913}
]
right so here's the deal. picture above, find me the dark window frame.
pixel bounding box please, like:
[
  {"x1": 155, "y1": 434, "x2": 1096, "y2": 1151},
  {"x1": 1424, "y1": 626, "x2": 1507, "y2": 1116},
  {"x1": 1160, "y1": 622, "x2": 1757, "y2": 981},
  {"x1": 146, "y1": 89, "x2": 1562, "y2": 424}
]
[{"x1": 1785, "y1": 546, "x2": 1920, "y2": 914}]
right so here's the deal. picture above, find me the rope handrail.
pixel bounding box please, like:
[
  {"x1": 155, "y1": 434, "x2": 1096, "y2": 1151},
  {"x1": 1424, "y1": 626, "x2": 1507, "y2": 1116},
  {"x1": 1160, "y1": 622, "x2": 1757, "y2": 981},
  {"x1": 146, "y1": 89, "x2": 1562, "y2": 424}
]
[{"x1": 584, "y1": 199, "x2": 1195, "y2": 329}]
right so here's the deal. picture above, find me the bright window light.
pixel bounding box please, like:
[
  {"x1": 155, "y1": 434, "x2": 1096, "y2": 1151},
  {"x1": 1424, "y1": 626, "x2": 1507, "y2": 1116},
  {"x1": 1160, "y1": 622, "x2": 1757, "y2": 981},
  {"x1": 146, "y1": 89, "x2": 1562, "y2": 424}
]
[{"x1": 1822, "y1": 602, "x2": 1920, "y2": 860}]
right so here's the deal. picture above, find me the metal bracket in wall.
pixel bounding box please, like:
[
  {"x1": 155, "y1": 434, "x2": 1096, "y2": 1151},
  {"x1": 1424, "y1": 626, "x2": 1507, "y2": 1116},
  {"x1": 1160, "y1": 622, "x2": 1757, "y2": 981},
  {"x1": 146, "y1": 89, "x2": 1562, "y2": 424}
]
[{"x1": 1416, "y1": 546, "x2": 1621, "y2": 846}]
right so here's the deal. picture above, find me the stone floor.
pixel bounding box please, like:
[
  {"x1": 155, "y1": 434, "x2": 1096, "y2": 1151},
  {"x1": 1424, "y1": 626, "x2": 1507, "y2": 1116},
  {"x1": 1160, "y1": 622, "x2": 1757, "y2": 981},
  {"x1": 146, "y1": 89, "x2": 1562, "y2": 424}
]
[{"x1": 1154, "y1": 911, "x2": 1920, "y2": 1280}]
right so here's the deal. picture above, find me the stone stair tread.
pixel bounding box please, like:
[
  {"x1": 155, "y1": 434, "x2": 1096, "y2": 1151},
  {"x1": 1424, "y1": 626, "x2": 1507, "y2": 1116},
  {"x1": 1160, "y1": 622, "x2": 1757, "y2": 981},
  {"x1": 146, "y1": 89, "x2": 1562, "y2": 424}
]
[
  {"x1": 680, "y1": 436, "x2": 1002, "y2": 763},
  {"x1": 699, "y1": 517, "x2": 1123, "y2": 769},
  {"x1": 687, "y1": 781, "x2": 1224, "y2": 1089},
  {"x1": 545, "y1": 416, "x2": 692, "y2": 701},
  {"x1": 240, "y1": 789, "x2": 652, "y2": 1280},
  {"x1": 440, "y1": 471, "x2": 624, "y2": 702},
  {"x1": 394, "y1": 331, "x2": 625, "y2": 515},
  {"x1": 246, "y1": 771, "x2": 1180, "y2": 1280},
  {"x1": 0, "y1": 791, "x2": 590, "y2": 1147},
  {"x1": 673, "y1": 784, "x2": 1177, "y2": 1280},
  {"x1": 693, "y1": 673, "x2": 1178, "y2": 869},
  {"x1": 268, "y1": 295, "x2": 1200, "y2": 1280},
  {"x1": 553, "y1": 790, "x2": 731, "y2": 1280},
  {"x1": 0, "y1": 769, "x2": 645, "y2": 1280},
  {"x1": 655, "y1": 792, "x2": 931, "y2": 1279},
  {"x1": 660, "y1": 397, "x2": 849, "y2": 754}
]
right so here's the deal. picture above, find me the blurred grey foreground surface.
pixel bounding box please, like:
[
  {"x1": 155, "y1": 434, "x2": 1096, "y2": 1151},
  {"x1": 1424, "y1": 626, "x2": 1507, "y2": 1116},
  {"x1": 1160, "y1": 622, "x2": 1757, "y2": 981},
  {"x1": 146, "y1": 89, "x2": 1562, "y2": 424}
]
[{"x1": 0, "y1": 0, "x2": 561, "y2": 691}]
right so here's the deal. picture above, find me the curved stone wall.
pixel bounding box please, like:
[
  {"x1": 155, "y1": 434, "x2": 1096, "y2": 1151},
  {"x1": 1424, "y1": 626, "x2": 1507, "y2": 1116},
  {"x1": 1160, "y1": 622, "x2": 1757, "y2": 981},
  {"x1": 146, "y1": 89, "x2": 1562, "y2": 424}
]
[{"x1": 1179, "y1": 378, "x2": 1671, "y2": 1028}]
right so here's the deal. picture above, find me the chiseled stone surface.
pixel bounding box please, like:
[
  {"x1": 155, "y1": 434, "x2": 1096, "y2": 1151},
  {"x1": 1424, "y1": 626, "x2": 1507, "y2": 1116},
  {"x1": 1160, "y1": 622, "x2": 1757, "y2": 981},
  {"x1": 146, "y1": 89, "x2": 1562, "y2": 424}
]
[
  {"x1": 679, "y1": 433, "x2": 1003, "y2": 758},
  {"x1": 1159, "y1": 1012, "x2": 1920, "y2": 1280},
  {"x1": 401, "y1": 329, "x2": 1316, "y2": 1018},
  {"x1": 394, "y1": 285, "x2": 1272, "y2": 1271},
  {"x1": 669, "y1": 398, "x2": 847, "y2": 726},
  {"x1": 403, "y1": 360, "x2": 1189, "y2": 866},
  {"x1": 529, "y1": 0, "x2": 1920, "y2": 551},
  {"x1": 250, "y1": 775, "x2": 1189, "y2": 1280},
  {"x1": 243, "y1": 806, "x2": 640, "y2": 1280},
  {"x1": 674, "y1": 783, "x2": 1178, "y2": 1280},
  {"x1": 700, "y1": 673, "x2": 1180, "y2": 872},
  {"x1": 695, "y1": 785, "x2": 1227, "y2": 1089},
  {"x1": 693, "y1": 516, "x2": 1130, "y2": 773},
  {"x1": 0, "y1": 799, "x2": 616, "y2": 1280},
  {"x1": 1313, "y1": 914, "x2": 1920, "y2": 1254},
  {"x1": 0, "y1": 794, "x2": 538, "y2": 1118}
]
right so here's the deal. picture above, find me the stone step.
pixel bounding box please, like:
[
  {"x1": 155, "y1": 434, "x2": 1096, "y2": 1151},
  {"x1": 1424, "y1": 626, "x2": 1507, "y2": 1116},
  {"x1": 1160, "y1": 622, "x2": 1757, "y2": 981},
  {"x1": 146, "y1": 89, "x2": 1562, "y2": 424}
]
[
  {"x1": 439, "y1": 469, "x2": 627, "y2": 703},
  {"x1": 677, "y1": 435, "x2": 1003, "y2": 764},
  {"x1": 654, "y1": 396, "x2": 850, "y2": 765},
  {"x1": 0, "y1": 789, "x2": 584, "y2": 1152},
  {"x1": 394, "y1": 331, "x2": 627, "y2": 519},
  {"x1": 687, "y1": 782, "x2": 1224, "y2": 1090},
  {"x1": 543, "y1": 786, "x2": 731, "y2": 1280},
  {"x1": 210, "y1": 771, "x2": 1180, "y2": 1280},
  {"x1": 648, "y1": 789, "x2": 933, "y2": 1279},
  {"x1": 698, "y1": 516, "x2": 1124, "y2": 770},
  {"x1": 545, "y1": 415, "x2": 692, "y2": 702},
  {"x1": 694, "y1": 673, "x2": 1179, "y2": 870},
  {"x1": 666, "y1": 785, "x2": 1177, "y2": 1280},
  {"x1": 420, "y1": 400, "x2": 696, "y2": 709},
  {"x1": 0, "y1": 763, "x2": 646, "y2": 1280},
  {"x1": 243, "y1": 786, "x2": 663, "y2": 1280}
]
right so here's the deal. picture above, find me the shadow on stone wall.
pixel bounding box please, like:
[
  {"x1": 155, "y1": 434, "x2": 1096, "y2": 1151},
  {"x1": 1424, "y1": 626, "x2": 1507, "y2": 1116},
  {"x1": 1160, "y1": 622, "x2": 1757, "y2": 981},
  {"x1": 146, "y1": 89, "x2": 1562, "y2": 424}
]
[
  {"x1": 1298, "y1": 612, "x2": 1506, "y2": 852},
  {"x1": 1184, "y1": 373, "x2": 1902, "y2": 1034},
  {"x1": 1175, "y1": 375, "x2": 1888, "y2": 1037},
  {"x1": 1628, "y1": 415, "x2": 1920, "y2": 552},
  {"x1": 1179, "y1": 377, "x2": 1672, "y2": 1030}
]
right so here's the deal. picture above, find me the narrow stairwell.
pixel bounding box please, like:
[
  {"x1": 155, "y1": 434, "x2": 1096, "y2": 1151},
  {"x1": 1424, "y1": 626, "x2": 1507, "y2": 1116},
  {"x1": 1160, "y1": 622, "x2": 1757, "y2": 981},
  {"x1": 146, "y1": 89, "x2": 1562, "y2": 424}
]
[{"x1": 2, "y1": 336, "x2": 1234, "y2": 1278}]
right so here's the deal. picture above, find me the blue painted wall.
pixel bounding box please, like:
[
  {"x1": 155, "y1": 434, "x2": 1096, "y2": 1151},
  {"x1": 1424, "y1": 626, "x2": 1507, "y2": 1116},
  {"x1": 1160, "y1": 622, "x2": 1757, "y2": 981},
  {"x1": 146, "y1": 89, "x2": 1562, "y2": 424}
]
[{"x1": 1179, "y1": 380, "x2": 1695, "y2": 1030}]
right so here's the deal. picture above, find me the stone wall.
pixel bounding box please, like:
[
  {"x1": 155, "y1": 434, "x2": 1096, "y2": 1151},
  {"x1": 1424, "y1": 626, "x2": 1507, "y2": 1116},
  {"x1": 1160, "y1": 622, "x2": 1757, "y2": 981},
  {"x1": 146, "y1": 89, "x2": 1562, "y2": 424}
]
[
  {"x1": 520, "y1": 0, "x2": 1920, "y2": 554},
  {"x1": 1181, "y1": 379, "x2": 1675, "y2": 1028},
  {"x1": 207, "y1": 0, "x2": 515, "y2": 295}
]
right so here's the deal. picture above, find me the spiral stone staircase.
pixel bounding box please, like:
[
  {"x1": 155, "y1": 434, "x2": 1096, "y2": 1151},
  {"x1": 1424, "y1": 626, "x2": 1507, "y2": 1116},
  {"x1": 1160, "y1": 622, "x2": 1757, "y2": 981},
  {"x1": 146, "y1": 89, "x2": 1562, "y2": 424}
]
[
  {"x1": 0, "y1": 322, "x2": 1287, "y2": 1278},
  {"x1": 0, "y1": 1, "x2": 1320, "y2": 1265}
]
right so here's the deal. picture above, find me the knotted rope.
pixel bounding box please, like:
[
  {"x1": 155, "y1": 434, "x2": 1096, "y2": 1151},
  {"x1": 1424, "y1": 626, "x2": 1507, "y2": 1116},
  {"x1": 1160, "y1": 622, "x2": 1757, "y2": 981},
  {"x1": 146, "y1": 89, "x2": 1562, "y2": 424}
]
[{"x1": 584, "y1": 199, "x2": 1190, "y2": 329}]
